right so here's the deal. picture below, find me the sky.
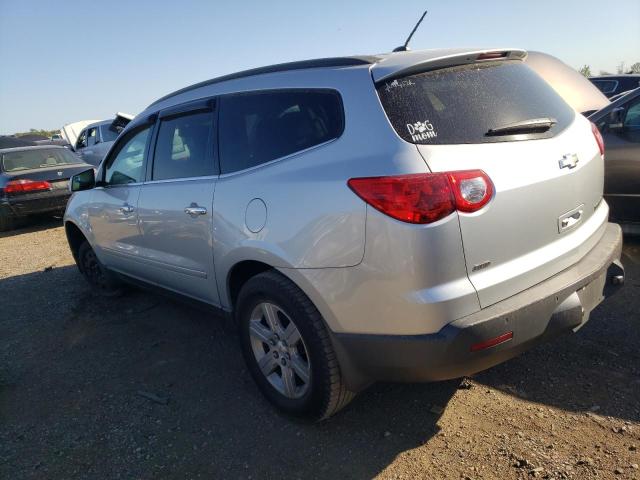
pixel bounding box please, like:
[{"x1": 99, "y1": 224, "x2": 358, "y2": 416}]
[{"x1": 0, "y1": 0, "x2": 639, "y2": 134}]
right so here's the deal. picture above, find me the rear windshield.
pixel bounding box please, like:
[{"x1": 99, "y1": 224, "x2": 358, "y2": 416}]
[
  {"x1": 591, "y1": 79, "x2": 618, "y2": 94},
  {"x1": 376, "y1": 61, "x2": 575, "y2": 145},
  {"x1": 1, "y1": 148, "x2": 81, "y2": 172}
]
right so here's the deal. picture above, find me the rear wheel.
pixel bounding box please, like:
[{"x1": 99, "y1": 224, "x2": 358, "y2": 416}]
[
  {"x1": 77, "y1": 241, "x2": 122, "y2": 296},
  {"x1": 237, "y1": 271, "x2": 355, "y2": 420}
]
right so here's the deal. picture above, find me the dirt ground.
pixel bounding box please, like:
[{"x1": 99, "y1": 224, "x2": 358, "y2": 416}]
[{"x1": 1, "y1": 217, "x2": 638, "y2": 480}]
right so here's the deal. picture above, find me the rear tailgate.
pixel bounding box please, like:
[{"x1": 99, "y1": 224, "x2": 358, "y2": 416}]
[{"x1": 376, "y1": 57, "x2": 607, "y2": 308}]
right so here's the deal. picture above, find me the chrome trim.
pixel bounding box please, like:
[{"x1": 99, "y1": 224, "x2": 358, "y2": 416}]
[{"x1": 101, "y1": 247, "x2": 207, "y2": 279}]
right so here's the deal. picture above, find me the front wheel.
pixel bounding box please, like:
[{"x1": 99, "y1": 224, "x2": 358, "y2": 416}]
[
  {"x1": 237, "y1": 271, "x2": 355, "y2": 420},
  {"x1": 77, "y1": 241, "x2": 122, "y2": 296}
]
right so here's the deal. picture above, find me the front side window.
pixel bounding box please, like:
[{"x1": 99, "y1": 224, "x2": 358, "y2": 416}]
[
  {"x1": 624, "y1": 98, "x2": 640, "y2": 131},
  {"x1": 219, "y1": 90, "x2": 344, "y2": 174},
  {"x1": 152, "y1": 111, "x2": 214, "y2": 181},
  {"x1": 87, "y1": 127, "x2": 98, "y2": 146},
  {"x1": 100, "y1": 124, "x2": 119, "y2": 143},
  {"x1": 76, "y1": 130, "x2": 87, "y2": 149},
  {"x1": 104, "y1": 126, "x2": 151, "y2": 186}
]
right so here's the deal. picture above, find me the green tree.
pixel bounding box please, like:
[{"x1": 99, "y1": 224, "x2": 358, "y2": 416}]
[
  {"x1": 578, "y1": 65, "x2": 592, "y2": 77},
  {"x1": 630, "y1": 62, "x2": 640, "y2": 74}
]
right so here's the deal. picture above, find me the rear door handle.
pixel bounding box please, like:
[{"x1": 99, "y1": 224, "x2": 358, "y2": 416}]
[
  {"x1": 118, "y1": 204, "x2": 134, "y2": 214},
  {"x1": 184, "y1": 204, "x2": 207, "y2": 217}
]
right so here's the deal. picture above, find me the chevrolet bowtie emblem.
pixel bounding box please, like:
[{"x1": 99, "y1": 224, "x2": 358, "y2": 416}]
[{"x1": 559, "y1": 153, "x2": 579, "y2": 169}]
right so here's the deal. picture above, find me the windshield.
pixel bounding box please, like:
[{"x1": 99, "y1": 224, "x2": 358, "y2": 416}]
[
  {"x1": 376, "y1": 61, "x2": 575, "y2": 145},
  {"x1": 1, "y1": 148, "x2": 82, "y2": 172}
]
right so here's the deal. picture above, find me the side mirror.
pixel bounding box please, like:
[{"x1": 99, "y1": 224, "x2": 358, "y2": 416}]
[
  {"x1": 607, "y1": 107, "x2": 625, "y2": 131},
  {"x1": 70, "y1": 168, "x2": 96, "y2": 192}
]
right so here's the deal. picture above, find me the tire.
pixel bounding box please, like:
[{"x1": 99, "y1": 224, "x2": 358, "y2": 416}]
[
  {"x1": 77, "y1": 241, "x2": 122, "y2": 297},
  {"x1": 237, "y1": 270, "x2": 355, "y2": 420},
  {"x1": 0, "y1": 215, "x2": 15, "y2": 232}
]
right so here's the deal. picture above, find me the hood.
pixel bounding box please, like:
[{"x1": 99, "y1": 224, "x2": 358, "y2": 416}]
[
  {"x1": 524, "y1": 51, "x2": 610, "y2": 115},
  {"x1": 60, "y1": 119, "x2": 101, "y2": 147}
]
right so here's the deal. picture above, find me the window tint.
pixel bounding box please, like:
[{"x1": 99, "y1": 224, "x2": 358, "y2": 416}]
[
  {"x1": 376, "y1": 61, "x2": 575, "y2": 145},
  {"x1": 152, "y1": 111, "x2": 214, "y2": 180},
  {"x1": 219, "y1": 90, "x2": 343, "y2": 173},
  {"x1": 105, "y1": 126, "x2": 151, "y2": 185},
  {"x1": 100, "y1": 124, "x2": 119, "y2": 142}
]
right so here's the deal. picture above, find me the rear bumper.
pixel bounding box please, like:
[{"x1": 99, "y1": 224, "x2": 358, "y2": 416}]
[
  {"x1": 0, "y1": 191, "x2": 70, "y2": 218},
  {"x1": 332, "y1": 222, "x2": 624, "y2": 390}
]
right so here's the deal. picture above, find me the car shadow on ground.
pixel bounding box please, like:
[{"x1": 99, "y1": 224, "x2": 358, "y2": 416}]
[
  {"x1": 1, "y1": 239, "x2": 638, "y2": 478},
  {"x1": 0, "y1": 214, "x2": 63, "y2": 238},
  {"x1": 474, "y1": 236, "x2": 640, "y2": 423},
  {"x1": 1, "y1": 265, "x2": 458, "y2": 479}
]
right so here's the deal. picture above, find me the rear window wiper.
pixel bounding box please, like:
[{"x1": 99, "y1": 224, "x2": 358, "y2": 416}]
[{"x1": 486, "y1": 117, "x2": 557, "y2": 136}]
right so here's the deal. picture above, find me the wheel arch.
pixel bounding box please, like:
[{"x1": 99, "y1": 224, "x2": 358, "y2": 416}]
[{"x1": 64, "y1": 220, "x2": 89, "y2": 263}]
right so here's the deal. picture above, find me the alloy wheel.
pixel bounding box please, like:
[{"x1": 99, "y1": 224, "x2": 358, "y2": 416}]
[{"x1": 248, "y1": 302, "x2": 311, "y2": 399}]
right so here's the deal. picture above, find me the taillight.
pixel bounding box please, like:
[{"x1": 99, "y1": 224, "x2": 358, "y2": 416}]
[
  {"x1": 4, "y1": 179, "x2": 52, "y2": 195},
  {"x1": 590, "y1": 122, "x2": 605, "y2": 157},
  {"x1": 347, "y1": 170, "x2": 493, "y2": 224},
  {"x1": 447, "y1": 170, "x2": 494, "y2": 213}
]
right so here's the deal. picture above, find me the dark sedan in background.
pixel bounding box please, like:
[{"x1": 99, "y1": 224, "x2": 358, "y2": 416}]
[
  {"x1": 525, "y1": 53, "x2": 639, "y2": 228},
  {"x1": 590, "y1": 75, "x2": 640, "y2": 98},
  {"x1": 589, "y1": 87, "x2": 640, "y2": 227},
  {"x1": 0, "y1": 146, "x2": 92, "y2": 231}
]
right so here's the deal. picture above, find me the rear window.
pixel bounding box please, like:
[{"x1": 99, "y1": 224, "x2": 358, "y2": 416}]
[
  {"x1": 376, "y1": 61, "x2": 575, "y2": 145},
  {"x1": 219, "y1": 89, "x2": 343, "y2": 174},
  {"x1": 2, "y1": 148, "x2": 81, "y2": 172}
]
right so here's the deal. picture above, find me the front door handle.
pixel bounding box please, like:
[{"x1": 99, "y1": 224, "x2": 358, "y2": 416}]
[
  {"x1": 184, "y1": 204, "x2": 207, "y2": 217},
  {"x1": 118, "y1": 204, "x2": 134, "y2": 214}
]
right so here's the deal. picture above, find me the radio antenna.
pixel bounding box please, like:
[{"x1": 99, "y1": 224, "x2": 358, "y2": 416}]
[{"x1": 393, "y1": 10, "x2": 428, "y2": 52}]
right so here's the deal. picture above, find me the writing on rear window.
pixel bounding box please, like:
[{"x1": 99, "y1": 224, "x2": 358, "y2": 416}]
[
  {"x1": 384, "y1": 79, "x2": 415, "y2": 92},
  {"x1": 407, "y1": 120, "x2": 437, "y2": 141}
]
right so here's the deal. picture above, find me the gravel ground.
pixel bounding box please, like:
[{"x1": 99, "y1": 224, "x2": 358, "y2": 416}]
[{"x1": 1, "y1": 217, "x2": 639, "y2": 480}]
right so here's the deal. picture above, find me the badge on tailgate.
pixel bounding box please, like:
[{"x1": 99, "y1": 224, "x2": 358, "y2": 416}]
[
  {"x1": 559, "y1": 153, "x2": 579, "y2": 170},
  {"x1": 558, "y1": 204, "x2": 584, "y2": 233}
]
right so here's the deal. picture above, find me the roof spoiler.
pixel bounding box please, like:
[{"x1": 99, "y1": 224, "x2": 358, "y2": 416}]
[{"x1": 372, "y1": 49, "x2": 527, "y2": 84}]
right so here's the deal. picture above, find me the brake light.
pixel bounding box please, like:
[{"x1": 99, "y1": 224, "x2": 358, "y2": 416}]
[
  {"x1": 347, "y1": 170, "x2": 493, "y2": 224},
  {"x1": 477, "y1": 51, "x2": 508, "y2": 60},
  {"x1": 591, "y1": 122, "x2": 605, "y2": 157},
  {"x1": 4, "y1": 179, "x2": 52, "y2": 195}
]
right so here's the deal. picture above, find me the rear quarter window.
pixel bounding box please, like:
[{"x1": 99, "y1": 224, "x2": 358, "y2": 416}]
[
  {"x1": 219, "y1": 89, "x2": 344, "y2": 173},
  {"x1": 377, "y1": 61, "x2": 575, "y2": 145}
]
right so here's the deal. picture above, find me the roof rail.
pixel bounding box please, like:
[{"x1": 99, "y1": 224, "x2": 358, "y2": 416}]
[{"x1": 148, "y1": 56, "x2": 379, "y2": 108}]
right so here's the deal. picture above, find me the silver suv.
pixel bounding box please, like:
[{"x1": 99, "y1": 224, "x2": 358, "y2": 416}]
[{"x1": 64, "y1": 48, "x2": 624, "y2": 419}]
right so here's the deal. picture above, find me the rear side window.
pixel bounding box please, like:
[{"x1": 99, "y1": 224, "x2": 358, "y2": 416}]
[
  {"x1": 219, "y1": 89, "x2": 343, "y2": 174},
  {"x1": 152, "y1": 111, "x2": 214, "y2": 181},
  {"x1": 376, "y1": 61, "x2": 575, "y2": 145},
  {"x1": 592, "y1": 80, "x2": 618, "y2": 94}
]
